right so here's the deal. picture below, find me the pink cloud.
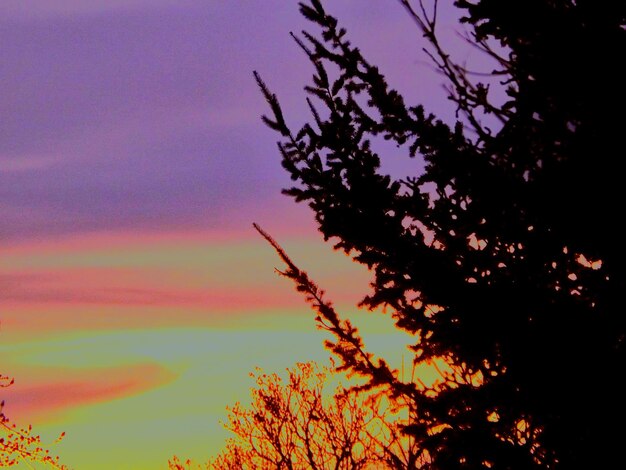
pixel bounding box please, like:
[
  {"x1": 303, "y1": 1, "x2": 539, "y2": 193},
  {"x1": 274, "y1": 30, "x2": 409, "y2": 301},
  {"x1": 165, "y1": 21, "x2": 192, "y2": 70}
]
[
  {"x1": 0, "y1": 154, "x2": 63, "y2": 173},
  {"x1": 1, "y1": 363, "x2": 175, "y2": 423},
  {"x1": 0, "y1": 229, "x2": 370, "y2": 337}
]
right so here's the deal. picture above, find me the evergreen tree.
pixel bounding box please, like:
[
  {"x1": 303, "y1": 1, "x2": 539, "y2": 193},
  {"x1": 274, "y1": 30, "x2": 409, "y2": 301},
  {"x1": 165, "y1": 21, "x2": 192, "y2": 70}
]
[{"x1": 255, "y1": 0, "x2": 626, "y2": 467}]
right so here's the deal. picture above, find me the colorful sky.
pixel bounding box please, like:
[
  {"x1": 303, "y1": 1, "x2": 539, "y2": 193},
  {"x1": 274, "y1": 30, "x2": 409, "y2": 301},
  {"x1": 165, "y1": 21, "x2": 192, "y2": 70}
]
[{"x1": 1, "y1": 1, "x2": 476, "y2": 468}]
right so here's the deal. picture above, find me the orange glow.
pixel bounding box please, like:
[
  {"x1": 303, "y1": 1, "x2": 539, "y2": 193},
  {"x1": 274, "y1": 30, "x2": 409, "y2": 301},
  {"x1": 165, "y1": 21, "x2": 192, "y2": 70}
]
[{"x1": 576, "y1": 253, "x2": 602, "y2": 270}]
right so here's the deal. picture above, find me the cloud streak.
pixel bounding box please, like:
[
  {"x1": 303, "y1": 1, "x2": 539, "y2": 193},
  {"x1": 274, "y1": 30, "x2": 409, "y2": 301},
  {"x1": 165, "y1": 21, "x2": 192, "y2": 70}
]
[
  {"x1": 1, "y1": 0, "x2": 196, "y2": 20},
  {"x1": 2, "y1": 362, "x2": 175, "y2": 423},
  {"x1": 0, "y1": 230, "x2": 370, "y2": 337}
]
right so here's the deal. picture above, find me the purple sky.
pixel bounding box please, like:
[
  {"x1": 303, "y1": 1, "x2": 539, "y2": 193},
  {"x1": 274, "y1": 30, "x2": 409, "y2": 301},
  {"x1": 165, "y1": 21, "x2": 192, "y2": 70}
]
[{"x1": 1, "y1": 1, "x2": 481, "y2": 243}]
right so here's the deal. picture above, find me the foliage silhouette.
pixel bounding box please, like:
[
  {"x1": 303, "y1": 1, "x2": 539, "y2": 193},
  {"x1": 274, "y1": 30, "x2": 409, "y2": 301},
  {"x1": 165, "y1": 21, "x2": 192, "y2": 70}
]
[
  {"x1": 255, "y1": 0, "x2": 626, "y2": 468},
  {"x1": 0, "y1": 374, "x2": 67, "y2": 468}
]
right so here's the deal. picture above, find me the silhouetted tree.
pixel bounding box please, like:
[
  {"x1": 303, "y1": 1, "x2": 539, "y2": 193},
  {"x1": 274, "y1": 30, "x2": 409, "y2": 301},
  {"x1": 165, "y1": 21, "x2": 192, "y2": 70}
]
[
  {"x1": 168, "y1": 456, "x2": 207, "y2": 470},
  {"x1": 255, "y1": 0, "x2": 626, "y2": 468},
  {"x1": 171, "y1": 362, "x2": 423, "y2": 469}
]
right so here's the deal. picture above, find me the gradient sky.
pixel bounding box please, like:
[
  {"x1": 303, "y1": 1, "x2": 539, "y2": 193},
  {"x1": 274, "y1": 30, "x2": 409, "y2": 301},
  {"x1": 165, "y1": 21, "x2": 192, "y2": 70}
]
[{"x1": 1, "y1": 1, "x2": 478, "y2": 468}]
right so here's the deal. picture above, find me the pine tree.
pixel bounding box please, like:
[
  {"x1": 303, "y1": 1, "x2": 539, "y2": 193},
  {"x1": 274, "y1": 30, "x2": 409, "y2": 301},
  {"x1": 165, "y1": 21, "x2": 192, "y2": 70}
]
[{"x1": 255, "y1": 1, "x2": 626, "y2": 467}]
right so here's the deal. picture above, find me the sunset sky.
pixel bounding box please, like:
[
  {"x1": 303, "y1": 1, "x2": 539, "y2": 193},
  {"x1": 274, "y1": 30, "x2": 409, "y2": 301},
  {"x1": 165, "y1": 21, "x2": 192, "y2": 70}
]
[{"x1": 1, "y1": 1, "x2": 474, "y2": 468}]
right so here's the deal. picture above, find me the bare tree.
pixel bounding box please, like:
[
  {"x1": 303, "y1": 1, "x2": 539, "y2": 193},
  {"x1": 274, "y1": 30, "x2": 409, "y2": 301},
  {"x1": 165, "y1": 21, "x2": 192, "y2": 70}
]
[{"x1": 171, "y1": 361, "x2": 426, "y2": 469}]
